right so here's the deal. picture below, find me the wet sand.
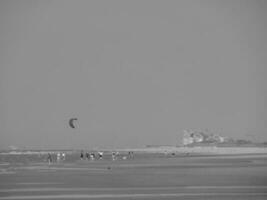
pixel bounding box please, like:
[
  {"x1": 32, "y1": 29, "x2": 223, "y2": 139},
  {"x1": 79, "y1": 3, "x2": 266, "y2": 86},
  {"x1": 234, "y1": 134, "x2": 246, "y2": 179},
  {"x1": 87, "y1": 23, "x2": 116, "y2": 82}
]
[{"x1": 0, "y1": 153, "x2": 267, "y2": 199}]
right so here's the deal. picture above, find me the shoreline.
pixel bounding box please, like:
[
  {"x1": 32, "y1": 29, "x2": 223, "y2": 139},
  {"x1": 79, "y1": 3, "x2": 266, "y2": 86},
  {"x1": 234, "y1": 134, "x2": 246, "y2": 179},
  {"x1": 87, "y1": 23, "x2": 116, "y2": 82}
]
[
  {"x1": 121, "y1": 146, "x2": 267, "y2": 154},
  {"x1": 1, "y1": 146, "x2": 267, "y2": 155}
]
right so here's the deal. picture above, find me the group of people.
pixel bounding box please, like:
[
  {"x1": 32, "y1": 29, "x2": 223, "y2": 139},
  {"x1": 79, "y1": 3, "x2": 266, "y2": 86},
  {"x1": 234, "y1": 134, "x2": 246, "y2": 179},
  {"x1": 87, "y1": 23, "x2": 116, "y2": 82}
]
[
  {"x1": 111, "y1": 151, "x2": 120, "y2": 160},
  {"x1": 80, "y1": 151, "x2": 103, "y2": 160},
  {"x1": 47, "y1": 150, "x2": 135, "y2": 164},
  {"x1": 47, "y1": 152, "x2": 66, "y2": 164},
  {"x1": 80, "y1": 150, "x2": 134, "y2": 161},
  {"x1": 57, "y1": 152, "x2": 66, "y2": 162}
]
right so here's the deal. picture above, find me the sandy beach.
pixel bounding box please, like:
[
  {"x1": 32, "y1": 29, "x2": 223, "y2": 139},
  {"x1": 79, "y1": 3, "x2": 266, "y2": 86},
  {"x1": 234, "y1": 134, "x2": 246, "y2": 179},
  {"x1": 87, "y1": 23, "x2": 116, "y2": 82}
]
[{"x1": 0, "y1": 148, "x2": 267, "y2": 199}]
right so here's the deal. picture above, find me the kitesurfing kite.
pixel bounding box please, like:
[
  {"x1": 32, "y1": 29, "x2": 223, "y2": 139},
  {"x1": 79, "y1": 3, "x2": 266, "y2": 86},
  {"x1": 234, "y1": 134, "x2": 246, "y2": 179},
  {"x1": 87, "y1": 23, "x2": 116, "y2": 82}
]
[{"x1": 69, "y1": 118, "x2": 78, "y2": 129}]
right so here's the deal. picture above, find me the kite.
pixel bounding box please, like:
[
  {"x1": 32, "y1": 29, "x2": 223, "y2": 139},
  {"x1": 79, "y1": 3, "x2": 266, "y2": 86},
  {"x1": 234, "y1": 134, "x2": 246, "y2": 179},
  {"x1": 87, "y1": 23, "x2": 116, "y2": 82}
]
[{"x1": 69, "y1": 118, "x2": 78, "y2": 129}]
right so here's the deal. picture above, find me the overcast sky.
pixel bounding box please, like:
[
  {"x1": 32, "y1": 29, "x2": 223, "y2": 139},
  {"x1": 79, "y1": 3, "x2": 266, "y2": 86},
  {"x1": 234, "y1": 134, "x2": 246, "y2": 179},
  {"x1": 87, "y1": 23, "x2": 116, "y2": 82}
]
[{"x1": 0, "y1": 0, "x2": 266, "y2": 149}]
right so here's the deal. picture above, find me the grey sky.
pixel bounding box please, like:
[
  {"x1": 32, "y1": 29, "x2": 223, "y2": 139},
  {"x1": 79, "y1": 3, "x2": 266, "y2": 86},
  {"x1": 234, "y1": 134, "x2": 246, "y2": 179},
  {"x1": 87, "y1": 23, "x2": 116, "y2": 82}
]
[{"x1": 0, "y1": 0, "x2": 266, "y2": 149}]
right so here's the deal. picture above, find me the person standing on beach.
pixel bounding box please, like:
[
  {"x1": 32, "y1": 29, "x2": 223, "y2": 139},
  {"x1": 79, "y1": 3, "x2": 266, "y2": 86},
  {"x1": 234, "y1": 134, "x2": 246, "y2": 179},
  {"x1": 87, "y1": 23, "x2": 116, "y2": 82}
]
[
  {"x1": 47, "y1": 153, "x2": 52, "y2": 165},
  {"x1": 85, "y1": 152, "x2": 89, "y2": 160},
  {"x1": 62, "y1": 152, "x2": 66, "y2": 161},
  {"x1": 112, "y1": 152, "x2": 116, "y2": 160},
  {"x1": 98, "y1": 151, "x2": 103, "y2": 160},
  {"x1": 57, "y1": 152, "x2": 61, "y2": 162},
  {"x1": 80, "y1": 150, "x2": 84, "y2": 160},
  {"x1": 90, "y1": 152, "x2": 95, "y2": 161}
]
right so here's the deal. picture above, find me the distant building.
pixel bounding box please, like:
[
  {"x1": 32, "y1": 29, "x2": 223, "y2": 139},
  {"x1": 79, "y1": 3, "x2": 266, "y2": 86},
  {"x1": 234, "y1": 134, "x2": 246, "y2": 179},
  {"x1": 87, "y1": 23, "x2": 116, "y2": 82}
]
[{"x1": 182, "y1": 129, "x2": 226, "y2": 146}]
